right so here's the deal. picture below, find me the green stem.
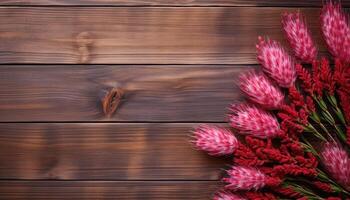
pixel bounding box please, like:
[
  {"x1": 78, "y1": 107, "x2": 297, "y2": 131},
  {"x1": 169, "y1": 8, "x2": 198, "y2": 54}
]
[
  {"x1": 304, "y1": 123, "x2": 327, "y2": 142},
  {"x1": 286, "y1": 182, "x2": 324, "y2": 200},
  {"x1": 314, "y1": 96, "x2": 347, "y2": 143},
  {"x1": 300, "y1": 135, "x2": 320, "y2": 157},
  {"x1": 317, "y1": 169, "x2": 350, "y2": 195},
  {"x1": 326, "y1": 94, "x2": 346, "y2": 126},
  {"x1": 310, "y1": 111, "x2": 336, "y2": 143}
]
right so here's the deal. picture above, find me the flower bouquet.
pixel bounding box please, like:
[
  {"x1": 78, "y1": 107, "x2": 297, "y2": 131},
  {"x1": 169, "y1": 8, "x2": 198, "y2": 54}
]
[{"x1": 192, "y1": 2, "x2": 350, "y2": 200}]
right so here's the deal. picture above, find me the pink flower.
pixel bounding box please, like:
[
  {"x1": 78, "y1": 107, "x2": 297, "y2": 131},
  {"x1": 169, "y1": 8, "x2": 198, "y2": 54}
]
[
  {"x1": 223, "y1": 166, "x2": 281, "y2": 191},
  {"x1": 213, "y1": 190, "x2": 246, "y2": 200},
  {"x1": 256, "y1": 37, "x2": 296, "y2": 87},
  {"x1": 191, "y1": 124, "x2": 238, "y2": 156},
  {"x1": 321, "y1": 143, "x2": 350, "y2": 190},
  {"x1": 321, "y1": 2, "x2": 350, "y2": 63},
  {"x1": 229, "y1": 104, "x2": 281, "y2": 139},
  {"x1": 282, "y1": 11, "x2": 317, "y2": 63},
  {"x1": 239, "y1": 71, "x2": 284, "y2": 109}
]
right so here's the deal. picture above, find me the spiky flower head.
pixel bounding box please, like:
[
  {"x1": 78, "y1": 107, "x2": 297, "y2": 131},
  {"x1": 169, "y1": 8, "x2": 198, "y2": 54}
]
[
  {"x1": 256, "y1": 37, "x2": 296, "y2": 88},
  {"x1": 321, "y1": 2, "x2": 350, "y2": 63},
  {"x1": 321, "y1": 143, "x2": 350, "y2": 190},
  {"x1": 191, "y1": 124, "x2": 238, "y2": 156},
  {"x1": 282, "y1": 11, "x2": 317, "y2": 63},
  {"x1": 229, "y1": 104, "x2": 281, "y2": 139},
  {"x1": 213, "y1": 190, "x2": 246, "y2": 200},
  {"x1": 223, "y1": 166, "x2": 281, "y2": 191},
  {"x1": 239, "y1": 71, "x2": 284, "y2": 109}
]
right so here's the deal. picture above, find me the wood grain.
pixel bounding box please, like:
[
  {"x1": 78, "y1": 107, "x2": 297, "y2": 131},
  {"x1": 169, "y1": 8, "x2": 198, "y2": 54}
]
[
  {"x1": 1, "y1": 0, "x2": 349, "y2": 7},
  {"x1": 0, "y1": 181, "x2": 220, "y2": 200},
  {"x1": 0, "y1": 123, "x2": 228, "y2": 180},
  {"x1": 0, "y1": 7, "x2": 329, "y2": 64},
  {"x1": 0, "y1": 65, "x2": 247, "y2": 122}
]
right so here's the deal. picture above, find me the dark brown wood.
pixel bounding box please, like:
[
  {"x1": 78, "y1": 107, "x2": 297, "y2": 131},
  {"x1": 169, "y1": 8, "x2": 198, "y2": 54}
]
[
  {"x1": 1, "y1": 0, "x2": 349, "y2": 7},
  {"x1": 0, "y1": 65, "x2": 248, "y2": 122},
  {"x1": 0, "y1": 7, "x2": 329, "y2": 64},
  {"x1": 0, "y1": 181, "x2": 220, "y2": 200},
  {"x1": 0, "y1": 123, "x2": 228, "y2": 180}
]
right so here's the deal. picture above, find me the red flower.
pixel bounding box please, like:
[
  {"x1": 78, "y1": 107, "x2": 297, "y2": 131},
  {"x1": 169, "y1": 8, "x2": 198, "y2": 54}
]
[
  {"x1": 234, "y1": 143, "x2": 266, "y2": 167},
  {"x1": 256, "y1": 37, "x2": 296, "y2": 87},
  {"x1": 326, "y1": 198, "x2": 341, "y2": 200},
  {"x1": 334, "y1": 59, "x2": 348, "y2": 86},
  {"x1": 271, "y1": 164, "x2": 317, "y2": 178},
  {"x1": 223, "y1": 166, "x2": 281, "y2": 191},
  {"x1": 312, "y1": 59, "x2": 323, "y2": 97},
  {"x1": 306, "y1": 96, "x2": 315, "y2": 113},
  {"x1": 239, "y1": 71, "x2": 284, "y2": 109},
  {"x1": 321, "y1": 2, "x2": 350, "y2": 63},
  {"x1": 192, "y1": 124, "x2": 238, "y2": 156},
  {"x1": 282, "y1": 11, "x2": 317, "y2": 63},
  {"x1": 338, "y1": 90, "x2": 350, "y2": 123},
  {"x1": 229, "y1": 104, "x2": 281, "y2": 139},
  {"x1": 313, "y1": 181, "x2": 334, "y2": 193},
  {"x1": 288, "y1": 86, "x2": 305, "y2": 108},
  {"x1": 273, "y1": 186, "x2": 303, "y2": 198},
  {"x1": 319, "y1": 58, "x2": 335, "y2": 95},
  {"x1": 295, "y1": 63, "x2": 314, "y2": 95},
  {"x1": 244, "y1": 191, "x2": 278, "y2": 200},
  {"x1": 321, "y1": 143, "x2": 350, "y2": 190}
]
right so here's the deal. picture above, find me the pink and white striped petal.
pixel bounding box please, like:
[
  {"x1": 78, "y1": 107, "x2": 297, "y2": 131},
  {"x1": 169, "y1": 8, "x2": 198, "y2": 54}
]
[
  {"x1": 223, "y1": 166, "x2": 270, "y2": 191},
  {"x1": 229, "y1": 104, "x2": 281, "y2": 139},
  {"x1": 239, "y1": 71, "x2": 284, "y2": 110},
  {"x1": 192, "y1": 124, "x2": 238, "y2": 156},
  {"x1": 321, "y1": 2, "x2": 350, "y2": 63},
  {"x1": 321, "y1": 143, "x2": 350, "y2": 190},
  {"x1": 282, "y1": 11, "x2": 317, "y2": 63},
  {"x1": 256, "y1": 37, "x2": 296, "y2": 87}
]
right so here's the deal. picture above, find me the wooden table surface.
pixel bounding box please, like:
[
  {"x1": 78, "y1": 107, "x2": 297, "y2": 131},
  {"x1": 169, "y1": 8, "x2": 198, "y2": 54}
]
[{"x1": 0, "y1": 1, "x2": 348, "y2": 199}]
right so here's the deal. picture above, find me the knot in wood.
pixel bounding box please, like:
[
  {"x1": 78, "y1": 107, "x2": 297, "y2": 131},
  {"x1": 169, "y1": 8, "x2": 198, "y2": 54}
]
[
  {"x1": 76, "y1": 32, "x2": 93, "y2": 63},
  {"x1": 76, "y1": 32, "x2": 93, "y2": 46},
  {"x1": 101, "y1": 87, "x2": 124, "y2": 118}
]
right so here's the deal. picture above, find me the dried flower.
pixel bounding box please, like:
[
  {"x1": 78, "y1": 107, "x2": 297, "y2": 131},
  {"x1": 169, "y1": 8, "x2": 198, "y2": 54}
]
[
  {"x1": 338, "y1": 90, "x2": 350, "y2": 123},
  {"x1": 282, "y1": 11, "x2": 317, "y2": 63},
  {"x1": 245, "y1": 191, "x2": 278, "y2": 200},
  {"x1": 312, "y1": 60, "x2": 323, "y2": 97},
  {"x1": 270, "y1": 163, "x2": 317, "y2": 178},
  {"x1": 273, "y1": 186, "x2": 303, "y2": 198},
  {"x1": 239, "y1": 71, "x2": 284, "y2": 109},
  {"x1": 321, "y1": 2, "x2": 350, "y2": 63},
  {"x1": 223, "y1": 166, "x2": 281, "y2": 191},
  {"x1": 191, "y1": 124, "x2": 238, "y2": 156},
  {"x1": 319, "y1": 58, "x2": 335, "y2": 95},
  {"x1": 313, "y1": 181, "x2": 334, "y2": 193},
  {"x1": 233, "y1": 142, "x2": 265, "y2": 167},
  {"x1": 256, "y1": 37, "x2": 296, "y2": 87},
  {"x1": 229, "y1": 104, "x2": 281, "y2": 139},
  {"x1": 321, "y1": 143, "x2": 350, "y2": 190},
  {"x1": 295, "y1": 63, "x2": 314, "y2": 95},
  {"x1": 326, "y1": 197, "x2": 342, "y2": 200},
  {"x1": 288, "y1": 86, "x2": 305, "y2": 108},
  {"x1": 213, "y1": 190, "x2": 246, "y2": 200}
]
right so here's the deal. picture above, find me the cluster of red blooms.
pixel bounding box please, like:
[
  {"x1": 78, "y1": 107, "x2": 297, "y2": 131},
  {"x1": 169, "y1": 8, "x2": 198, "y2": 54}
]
[{"x1": 192, "y1": 2, "x2": 350, "y2": 200}]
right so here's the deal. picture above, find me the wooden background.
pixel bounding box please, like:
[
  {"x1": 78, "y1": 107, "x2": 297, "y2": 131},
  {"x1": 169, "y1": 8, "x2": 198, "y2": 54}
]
[{"x1": 0, "y1": 1, "x2": 349, "y2": 199}]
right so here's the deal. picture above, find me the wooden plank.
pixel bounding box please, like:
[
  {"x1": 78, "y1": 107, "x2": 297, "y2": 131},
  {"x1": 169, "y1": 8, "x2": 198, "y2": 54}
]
[
  {"x1": 1, "y1": 0, "x2": 350, "y2": 7},
  {"x1": 0, "y1": 123, "x2": 229, "y2": 180},
  {"x1": 0, "y1": 181, "x2": 220, "y2": 200},
  {"x1": 0, "y1": 65, "x2": 247, "y2": 122},
  {"x1": 0, "y1": 7, "x2": 328, "y2": 64}
]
